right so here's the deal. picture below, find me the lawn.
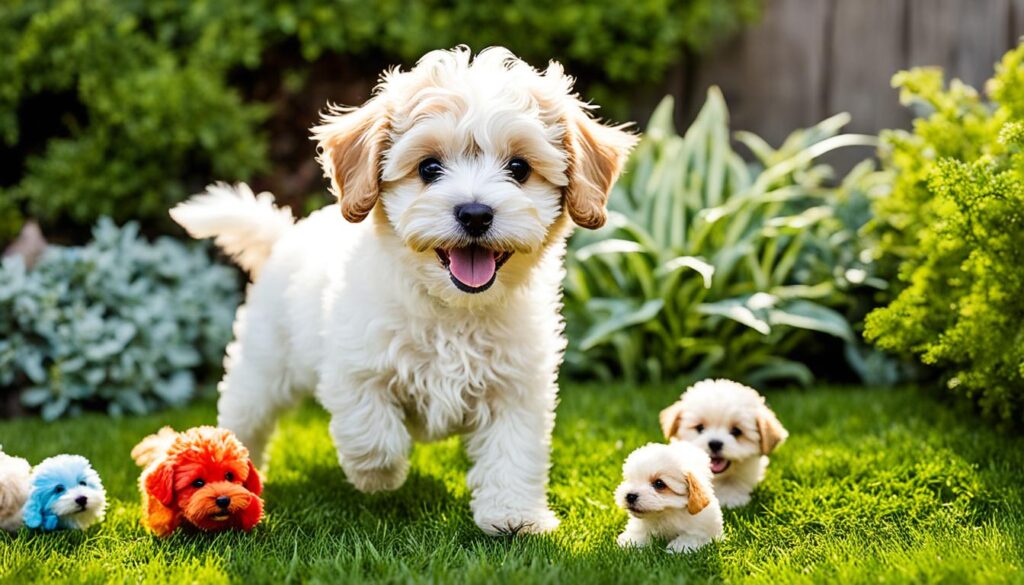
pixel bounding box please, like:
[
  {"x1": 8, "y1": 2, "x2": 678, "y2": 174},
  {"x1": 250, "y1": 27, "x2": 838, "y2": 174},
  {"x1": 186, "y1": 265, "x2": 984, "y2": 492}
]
[{"x1": 1, "y1": 383, "x2": 1022, "y2": 584}]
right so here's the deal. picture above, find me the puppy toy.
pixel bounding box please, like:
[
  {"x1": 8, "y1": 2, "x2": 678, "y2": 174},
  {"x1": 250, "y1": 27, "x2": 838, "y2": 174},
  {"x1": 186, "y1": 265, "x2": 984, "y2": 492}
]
[
  {"x1": 132, "y1": 426, "x2": 264, "y2": 537},
  {"x1": 615, "y1": 442, "x2": 723, "y2": 554},
  {"x1": 659, "y1": 378, "x2": 788, "y2": 508},
  {"x1": 22, "y1": 454, "x2": 107, "y2": 531},
  {"x1": 0, "y1": 447, "x2": 32, "y2": 532}
]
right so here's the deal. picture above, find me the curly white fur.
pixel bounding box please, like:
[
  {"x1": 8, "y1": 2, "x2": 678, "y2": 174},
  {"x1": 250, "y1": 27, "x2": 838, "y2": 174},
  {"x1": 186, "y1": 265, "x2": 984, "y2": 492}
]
[
  {"x1": 169, "y1": 182, "x2": 295, "y2": 276},
  {"x1": 0, "y1": 448, "x2": 31, "y2": 532},
  {"x1": 660, "y1": 379, "x2": 789, "y2": 508},
  {"x1": 170, "y1": 46, "x2": 636, "y2": 535}
]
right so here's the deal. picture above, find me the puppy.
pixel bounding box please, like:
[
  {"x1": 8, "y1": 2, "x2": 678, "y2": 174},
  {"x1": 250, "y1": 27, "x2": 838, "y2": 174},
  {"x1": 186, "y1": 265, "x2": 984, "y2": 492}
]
[
  {"x1": 659, "y1": 379, "x2": 788, "y2": 508},
  {"x1": 132, "y1": 426, "x2": 264, "y2": 537},
  {"x1": 0, "y1": 448, "x2": 31, "y2": 532},
  {"x1": 22, "y1": 455, "x2": 106, "y2": 531},
  {"x1": 170, "y1": 46, "x2": 636, "y2": 535},
  {"x1": 615, "y1": 442, "x2": 723, "y2": 553}
]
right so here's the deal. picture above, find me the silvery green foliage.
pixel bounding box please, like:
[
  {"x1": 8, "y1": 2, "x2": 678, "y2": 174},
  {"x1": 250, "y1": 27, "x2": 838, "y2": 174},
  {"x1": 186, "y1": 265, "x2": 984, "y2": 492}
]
[{"x1": 0, "y1": 219, "x2": 239, "y2": 420}]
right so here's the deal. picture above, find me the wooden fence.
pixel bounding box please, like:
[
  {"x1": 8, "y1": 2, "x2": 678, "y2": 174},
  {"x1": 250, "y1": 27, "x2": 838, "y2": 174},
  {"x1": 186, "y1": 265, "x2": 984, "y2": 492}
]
[{"x1": 662, "y1": 0, "x2": 1024, "y2": 160}]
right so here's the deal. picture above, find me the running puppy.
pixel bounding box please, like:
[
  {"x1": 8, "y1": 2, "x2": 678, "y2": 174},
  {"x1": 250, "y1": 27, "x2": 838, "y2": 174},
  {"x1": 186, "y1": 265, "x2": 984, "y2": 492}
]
[{"x1": 170, "y1": 46, "x2": 636, "y2": 535}]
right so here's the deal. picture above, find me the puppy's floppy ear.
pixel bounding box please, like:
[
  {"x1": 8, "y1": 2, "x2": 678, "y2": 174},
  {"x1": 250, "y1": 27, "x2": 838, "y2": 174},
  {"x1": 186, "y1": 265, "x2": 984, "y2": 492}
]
[
  {"x1": 21, "y1": 492, "x2": 44, "y2": 528},
  {"x1": 143, "y1": 494, "x2": 179, "y2": 537},
  {"x1": 312, "y1": 98, "x2": 390, "y2": 223},
  {"x1": 144, "y1": 459, "x2": 176, "y2": 507},
  {"x1": 659, "y1": 400, "x2": 685, "y2": 440},
  {"x1": 757, "y1": 405, "x2": 789, "y2": 455},
  {"x1": 685, "y1": 471, "x2": 710, "y2": 515},
  {"x1": 243, "y1": 460, "x2": 263, "y2": 496},
  {"x1": 563, "y1": 112, "x2": 638, "y2": 229}
]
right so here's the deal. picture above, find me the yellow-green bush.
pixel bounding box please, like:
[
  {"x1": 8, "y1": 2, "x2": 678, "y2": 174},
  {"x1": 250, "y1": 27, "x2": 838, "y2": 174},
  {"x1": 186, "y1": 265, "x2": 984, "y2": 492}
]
[
  {"x1": 865, "y1": 44, "x2": 1024, "y2": 424},
  {"x1": 0, "y1": 0, "x2": 759, "y2": 241}
]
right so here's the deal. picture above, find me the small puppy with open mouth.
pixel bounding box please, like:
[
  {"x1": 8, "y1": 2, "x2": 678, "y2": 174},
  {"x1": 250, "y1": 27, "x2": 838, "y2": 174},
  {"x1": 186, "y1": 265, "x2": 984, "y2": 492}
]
[
  {"x1": 615, "y1": 442, "x2": 723, "y2": 554},
  {"x1": 659, "y1": 379, "x2": 788, "y2": 508}
]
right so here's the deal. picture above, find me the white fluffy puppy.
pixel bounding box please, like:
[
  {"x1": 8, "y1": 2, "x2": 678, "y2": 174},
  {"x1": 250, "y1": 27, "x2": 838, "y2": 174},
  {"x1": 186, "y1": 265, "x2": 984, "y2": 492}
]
[
  {"x1": 659, "y1": 379, "x2": 788, "y2": 508},
  {"x1": 615, "y1": 442, "x2": 723, "y2": 554},
  {"x1": 170, "y1": 46, "x2": 636, "y2": 535},
  {"x1": 0, "y1": 448, "x2": 31, "y2": 532}
]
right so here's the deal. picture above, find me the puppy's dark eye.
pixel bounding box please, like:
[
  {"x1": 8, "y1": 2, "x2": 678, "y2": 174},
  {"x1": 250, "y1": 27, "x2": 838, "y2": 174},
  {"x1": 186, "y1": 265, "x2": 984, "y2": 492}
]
[
  {"x1": 79, "y1": 481, "x2": 87, "y2": 486},
  {"x1": 506, "y1": 157, "x2": 531, "y2": 183},
  {"x1": 54, "y1": 485, "x2": 65, "y2": 494},
  {"x1": 191, "y1": 479, "x2": 205, "y2": 489},
  {"x1": 695, "y1": 424, "x2": 705, "y2": 433},
  {"x1": 730, "y1": 426, "x2": 742, "y2": 438},
  {"x1": 418, "y1": 158, "x2": 444, "y2": 183},
  {"x1": 652, "y1": 479, "x2": 667, "y2": 490},
  {"x1": 225, "y1": 472, "x2": 235, "y2": 482}
]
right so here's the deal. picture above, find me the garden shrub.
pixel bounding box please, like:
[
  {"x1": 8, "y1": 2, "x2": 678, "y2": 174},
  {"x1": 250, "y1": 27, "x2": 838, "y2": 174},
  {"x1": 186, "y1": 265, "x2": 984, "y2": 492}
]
[
  {"x1": 0, "y1": 0, "x2": 759, "y2": 241},
  {"x1": 563, "y1": 89, "x2": 897, "y2": 387},
  {"x1": 0, "y1": 218, "x2": 240, "y2": 420},
  {"x1": 865, "y1": 45, "x2": 1024, "y2": 424}
]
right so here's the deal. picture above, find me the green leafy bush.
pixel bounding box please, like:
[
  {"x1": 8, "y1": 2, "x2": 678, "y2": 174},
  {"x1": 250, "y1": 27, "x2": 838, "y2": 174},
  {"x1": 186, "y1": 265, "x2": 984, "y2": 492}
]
[
  {"x1": 865, "y1": 45, "x2": 1024, "y2": 423},
  {"x1": 0, "y1": 219, "x2": 240, "y2": 420},
  {"x1": 563, "y1": 90, "x2": 896, "y2": 387},
  {"x1": 0, "y1": 0, "x2": 759, "y2": 241}
]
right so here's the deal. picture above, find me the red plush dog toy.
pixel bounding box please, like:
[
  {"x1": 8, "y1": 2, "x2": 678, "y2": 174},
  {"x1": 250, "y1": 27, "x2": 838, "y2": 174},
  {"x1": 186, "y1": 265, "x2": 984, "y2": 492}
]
[{"x1": 131, "y1": 426, "x2": 263, "y2": 537}]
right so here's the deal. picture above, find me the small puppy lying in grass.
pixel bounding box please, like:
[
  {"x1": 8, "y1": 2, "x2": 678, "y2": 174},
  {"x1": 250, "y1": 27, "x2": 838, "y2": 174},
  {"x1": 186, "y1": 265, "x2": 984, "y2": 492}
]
[
  {"x1": 132, "y1": 426, "x2": 264, "y2": 537},
  {"x1": 660, "y1": 379, "x2": 788, "y2": 508},
  {"x1": 615, "y1": 442, "x2": 723, "y2": 554},
  {"x1": 23, "y1": 455, "x2": 107, "y2": 531},
  {"x1": 0, "y1": 448, "x2": 31, "y2": 532}
]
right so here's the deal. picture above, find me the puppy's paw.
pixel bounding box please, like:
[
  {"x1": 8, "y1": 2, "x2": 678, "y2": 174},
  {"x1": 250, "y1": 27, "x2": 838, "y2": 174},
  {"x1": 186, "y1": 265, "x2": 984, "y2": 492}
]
[
  {"x1": 617, "y1": 531, "x2": 646, "y2": 548},
  {"x1": 717, "y1": 491, "x2": 752, "y2": 509},
  {"x1": 474, "y1": 507, "x2": 560, "y2": 536},
  {"x1": 343, "y1": 461, "x2": 409, "y2": 493},
  {"x1": 666, "y1": 536, "x2": 707, "y2": 554}
]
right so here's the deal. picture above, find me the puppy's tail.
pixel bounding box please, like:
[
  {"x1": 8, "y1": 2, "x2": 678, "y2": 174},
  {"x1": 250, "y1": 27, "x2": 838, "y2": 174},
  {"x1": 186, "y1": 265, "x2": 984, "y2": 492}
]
[
  {"x1": 170, "y1": 182, "x2": 295, "y2": 276},
  {"x1": 131, "y1": 427, "x2": 179, "y2": 468}
]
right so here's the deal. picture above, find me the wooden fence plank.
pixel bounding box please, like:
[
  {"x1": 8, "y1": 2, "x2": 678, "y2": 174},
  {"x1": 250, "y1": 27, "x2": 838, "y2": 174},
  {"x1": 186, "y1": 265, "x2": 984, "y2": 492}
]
[
  {"x1": 908, "y1": 0, "x2": 1010, "y2": 90},
  {"x1": 687, "y1": 0, "x2": 830, "y2": 147},
  {"x1": 1011, "y1": 0, "x2": 1024, "y2": 45},
  {"x1": 827, "y1": 0, "x2": 910, "y2": 135},
  {"x1": 677, "y1": 0, "x2": 1016, "y2": 157}
]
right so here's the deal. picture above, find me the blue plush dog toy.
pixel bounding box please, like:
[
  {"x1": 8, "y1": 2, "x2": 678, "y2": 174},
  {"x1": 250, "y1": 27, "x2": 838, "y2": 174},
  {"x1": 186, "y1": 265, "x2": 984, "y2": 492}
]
[{"x1": 23, "y1": 455, "x2": 107, "y2": 531}]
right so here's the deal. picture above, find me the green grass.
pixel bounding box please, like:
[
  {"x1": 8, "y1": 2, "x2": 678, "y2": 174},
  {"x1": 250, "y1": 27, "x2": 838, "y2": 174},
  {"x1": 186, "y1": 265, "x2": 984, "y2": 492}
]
[{"x1": 1, "y1": 384, "x2": 1022, "y2": 584}]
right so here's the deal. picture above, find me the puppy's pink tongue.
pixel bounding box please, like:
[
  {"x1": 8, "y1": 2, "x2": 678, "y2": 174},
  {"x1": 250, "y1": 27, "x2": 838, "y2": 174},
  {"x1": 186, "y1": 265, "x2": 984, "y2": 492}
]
[
  {"x1": 710, "y1": 457, "x2": 730, "y2": 474},
  {"x1": 448, "y1": 245, "x2": 496, "y2": 288}
]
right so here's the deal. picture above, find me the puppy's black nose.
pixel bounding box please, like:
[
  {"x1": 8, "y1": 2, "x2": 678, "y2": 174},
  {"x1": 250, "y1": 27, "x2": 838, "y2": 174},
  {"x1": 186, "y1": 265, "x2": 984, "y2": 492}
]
[
  {"x1": 454, "y1": 203, "x2": 494, "y2": 237},
  {"x1": 708, "y1": 439, "x2": 723, "y2": 452},
  {"x1": 215, "y1": 496, "x2": 231, "y2": 510},
  {"x1": 625, "y1": 493, "x2": 638, "y2": 505},
  {"x1": 75, "y1": 496, "x2": 87, "y2": 507}
]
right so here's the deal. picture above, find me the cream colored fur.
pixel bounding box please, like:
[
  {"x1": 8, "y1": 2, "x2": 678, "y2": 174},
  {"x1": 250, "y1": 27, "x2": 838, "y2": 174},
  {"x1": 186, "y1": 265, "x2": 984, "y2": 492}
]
[
  {"x1": 0, "y1": 448, "x2": 31, "y2": 532},
  {"x1": 171, "y1": 46, "x2": 636, "y2": 535},
  {"x1": 615, "y1": 442, "x2": 723, "y2": 553}
]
